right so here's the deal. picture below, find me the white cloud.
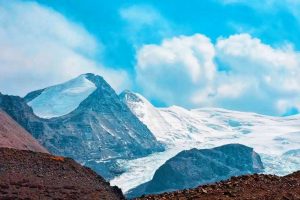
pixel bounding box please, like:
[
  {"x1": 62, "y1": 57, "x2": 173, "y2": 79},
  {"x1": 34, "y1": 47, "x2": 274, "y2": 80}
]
[
  {"x1": 216, "y1": 34, "x2": 300, "y2": 94},
  {"x1": 120, "y1": 5, "x2": 164, "y2": 27},
  {"x1": 136, "y1": 33, "x2": 300, "y2": 115},
  {"x1": 136, "y1": 34, "x2": 216, "y2": 107},
  {"x1": 0, "y1": 0, "x2": 130, "y2": 96},
  {"x1": 213, "y1": 34, "x2": 300, "y2": 115}
]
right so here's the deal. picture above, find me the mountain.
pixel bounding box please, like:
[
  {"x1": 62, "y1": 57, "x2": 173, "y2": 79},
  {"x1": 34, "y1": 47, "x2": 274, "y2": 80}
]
[
  {"x1": 120, "y1": 90, "x2": 218, "y2": 146},
  {"x1": 0, "y1": 147, "x2": 124, "y2": 200},
  {"x1": 127, "y1": 144, "x2": 264, "y2": 198},
  {"x1": 0, "y1": 74, "x2": 164, "y2": 179},
  {"x1": 25, "y1": 74, "x2": 97, "y2": 118},
  {"x1": 120, "y1": 91, "x2": 300, "y2": 152},
  {"x1": 135, "y1": 171, "x2": 300, "y2": 200},
  {"x1": 114, "y1": 91, "x2": 300, "y2": 194},
  {"x1": 120, "y1": 90, "x2": 173, "y2": 144},
  {"x1": 0, "y1": 110, "x2": 48, "y2": 153}
]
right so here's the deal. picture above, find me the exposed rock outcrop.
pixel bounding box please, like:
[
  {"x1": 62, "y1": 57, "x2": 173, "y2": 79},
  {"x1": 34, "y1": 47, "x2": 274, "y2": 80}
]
[{"x1": 128, "y1": 144, "x2": 264, "y2": 198}]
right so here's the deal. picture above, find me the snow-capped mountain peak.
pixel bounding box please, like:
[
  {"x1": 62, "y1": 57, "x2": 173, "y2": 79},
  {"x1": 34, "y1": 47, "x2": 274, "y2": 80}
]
[
  {"x1": 120, "y1": 90, "x2": 175, "y2": 143},
  {"x1": 120, "y1": 90, "x2": 145, "y2": 104},
  {"x1": 26, "y1": 74, "x2": 97, "y2": 118},
  {"x1": 6, "y1": 75, "x2": 164, "y2": 179}
]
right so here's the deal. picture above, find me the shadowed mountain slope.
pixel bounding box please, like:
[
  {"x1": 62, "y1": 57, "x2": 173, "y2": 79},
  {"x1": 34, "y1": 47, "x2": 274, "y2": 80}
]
[{"x1": 0, "y1": 110, "x2": 48, "y2": 153}]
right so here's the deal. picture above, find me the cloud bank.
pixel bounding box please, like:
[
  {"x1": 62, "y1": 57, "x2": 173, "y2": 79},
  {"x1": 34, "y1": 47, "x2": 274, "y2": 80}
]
[
  {"x1": 136, "y1": 34, "x2": 216, "y2": 107},
  {"x1": 0, "y1": 0, "x2": 129, "y2": 96},
  {"x1": 136, "y1": 33, "x2": 300, "y2": 115}
]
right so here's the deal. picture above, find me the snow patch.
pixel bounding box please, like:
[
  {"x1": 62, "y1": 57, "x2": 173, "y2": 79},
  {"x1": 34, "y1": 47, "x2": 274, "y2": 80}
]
[{"x1": 28, "y1": 74, "x2": 96, "y2": 118}]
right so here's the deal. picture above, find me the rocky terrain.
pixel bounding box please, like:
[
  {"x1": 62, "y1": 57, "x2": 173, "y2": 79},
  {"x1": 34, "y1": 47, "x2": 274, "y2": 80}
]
[
  {"x1": 0, "y1": 73, "x2": 164, "y2": 179},
  {"x1": 0, "y1": 110, "x2": 48, "y2": 153},
  {"x1": 127, "y1": 144, "x2": 264, "y2": 198},
  {"x1": 135, "y1": 171, "x2": 300, "y2": 200},
  {"x1": 0, "y1": 147, "x2": 124, "y2": 200}
]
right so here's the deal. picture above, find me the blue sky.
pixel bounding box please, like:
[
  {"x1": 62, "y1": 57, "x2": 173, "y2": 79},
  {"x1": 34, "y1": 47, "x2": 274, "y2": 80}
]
[
  {"x1": 32, "y1": 0, "x2": 300, "y2": 70},
  {"x1": 1, "y1": 0, "x2": 300, "y2": 116}
]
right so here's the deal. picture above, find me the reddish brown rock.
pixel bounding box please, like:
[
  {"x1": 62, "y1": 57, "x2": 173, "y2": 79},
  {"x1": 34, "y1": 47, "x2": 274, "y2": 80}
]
[
  {"x1": 135, "y1": 171, "x2": 300, "y2": 200},
  {"x1": 0, "y1": 148, "x2": 124, "y2": 200},
  {"x1": 0, "y1": 110, "x2": 48, "y2": 153}
]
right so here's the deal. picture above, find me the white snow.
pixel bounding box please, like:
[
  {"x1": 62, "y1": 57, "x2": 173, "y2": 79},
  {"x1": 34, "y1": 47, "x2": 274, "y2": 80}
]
[
  {"x1": 28, "y1": 74, "x2": 96, "y2": 118},
  {"x1": 122, "y1": 93, "x2": 174, "y2": 143},
  {"x1": 112, "y1": 92, "x2": 300, "y2": 193},
  {"x1": 110, "y1": 147, "x2": 185, "y2": 193}
]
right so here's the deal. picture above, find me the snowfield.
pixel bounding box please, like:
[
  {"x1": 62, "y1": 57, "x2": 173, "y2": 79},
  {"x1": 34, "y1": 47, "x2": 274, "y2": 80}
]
[
  {"x1": 28, "y1": 74, "x2": 96, "y2": 118},
  {"x1": 112, "y1": 91, "x2": 300, "y2": 193}
]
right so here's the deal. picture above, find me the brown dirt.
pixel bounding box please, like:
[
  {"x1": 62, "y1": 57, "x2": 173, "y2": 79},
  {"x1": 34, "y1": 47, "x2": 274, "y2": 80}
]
[
  {"x1": 135, "y1": 171, "x2": 300, "y2": 200},
  {"x1": 0, "y1": 110, "x2": 48, "y2": 153},
  {"x1": 0, "y1": 148, "x2": 124, "y2": 200}
]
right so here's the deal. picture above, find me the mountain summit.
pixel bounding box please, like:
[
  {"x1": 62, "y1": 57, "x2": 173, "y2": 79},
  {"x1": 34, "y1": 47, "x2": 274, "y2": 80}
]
[
  {"x1": 1, "y1": 74, "x2": 164, "y2": 179},
  {"x1": 26, "y1": 74, "x2": 97, "y2": 118},
  {"x1": 119, "y1": 90, "x2": 173, "y2": 143}
]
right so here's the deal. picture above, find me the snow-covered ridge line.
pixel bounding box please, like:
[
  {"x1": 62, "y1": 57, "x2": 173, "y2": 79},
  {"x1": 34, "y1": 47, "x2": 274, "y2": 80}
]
[
  {"x1": 121, "y1": 90, "x2": 300, "y2": 154},
  {"x1": 114, "y1": 90, "x2": 300, "y2": 193},
  {"x1": 28, "y1": 74, "x2": 97, "y2": 119}
]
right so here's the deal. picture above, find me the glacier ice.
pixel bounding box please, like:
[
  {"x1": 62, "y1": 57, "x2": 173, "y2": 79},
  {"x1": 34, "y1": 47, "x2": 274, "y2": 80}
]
[
  {"x1": 28, "y1": 74, "x2": 96, "y2": 118},
  {"x1": 113, "y1": 91, "x2": 300, "y2": 193}
]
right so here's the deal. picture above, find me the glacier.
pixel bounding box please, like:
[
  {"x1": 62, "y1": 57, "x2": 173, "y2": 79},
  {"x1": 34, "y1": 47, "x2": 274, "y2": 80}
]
[
  {"x1": 112, "y1": 91, "x2": 300, "y2": 193},
  {"x1": 28, "y1": 74, "x2": 96, "y2": 118}
]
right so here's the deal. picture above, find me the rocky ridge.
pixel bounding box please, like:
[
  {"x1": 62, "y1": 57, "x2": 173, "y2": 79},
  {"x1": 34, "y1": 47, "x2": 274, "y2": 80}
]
[
  {"x1": 135, "y1": 171, "x2": 300, "y2": 200},
  {"x1": 128, "y1": 144, "x2": 264, "y2": 198}
]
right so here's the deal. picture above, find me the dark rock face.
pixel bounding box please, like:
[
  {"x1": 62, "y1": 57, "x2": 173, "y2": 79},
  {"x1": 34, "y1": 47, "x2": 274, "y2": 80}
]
[
  {"x1": 0, "y1": 110, "x2": 48, "y2": 153},
  {"x1": 23, "y1": 88, "x2": 45, "y2": 102},
  {"x1": 119, "y1": 90, "x2": 144, "y2": 104},
  {"x1": 0, "y1": 74, "x2": 164, "y2": 179},
  {"x1": 0, "y1": 148, "x2": 124, "y2": 200},
  {"x1": 135, "y1": 171, "x2": 300, "y2": 200},
  {"x1": 128, "y1": 144, "x2": 264, "y2": 198},
  {"x1": 0, "y1": 93, "x2": 46, "y2": 140}
]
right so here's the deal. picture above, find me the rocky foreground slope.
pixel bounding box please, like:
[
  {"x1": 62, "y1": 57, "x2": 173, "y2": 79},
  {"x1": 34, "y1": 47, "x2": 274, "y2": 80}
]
[
  {"x1": 135, "y1": 171, "x2": 300, "y2": 200},
  {"x1": 0, "y1": 148, "x2": 124, "y2": 200},
  {"x1": 0, "y1": 110, "x2": 48, "y2": 153}
]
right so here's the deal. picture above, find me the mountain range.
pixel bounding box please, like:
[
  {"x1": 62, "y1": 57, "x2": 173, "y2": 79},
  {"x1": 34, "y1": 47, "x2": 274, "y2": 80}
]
[
  {"x1": 112, "y1": 90, "x2": 300, "y2": 194},
  {"x1": 0, "y1": 73, "x2": 299, "y2": 199}
]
